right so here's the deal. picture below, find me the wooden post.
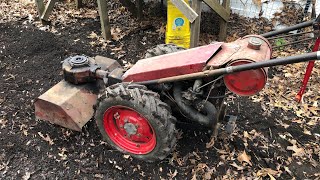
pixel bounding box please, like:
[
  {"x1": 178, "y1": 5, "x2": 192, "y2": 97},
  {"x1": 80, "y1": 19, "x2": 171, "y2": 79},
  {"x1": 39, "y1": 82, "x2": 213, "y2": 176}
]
[
  {"x1": 35, "y1": 0, "x2": 45, "y2": 18},
  {"x1": 97, "y1": 0, "x2": 112, "y2": 40},
  {"x1": 218, "y1": 0, "x2": 230, "y2": 41},
  {"x1": 41, "y1": 0, "x2": 56, "y2": 21},
  {"x1": 136, "y1": 0, "x2": 143, "y2": 19},
  {"x1": 203, "y1": 0, "x2": 230, "y2": 22},
  {"x1": 171, "y1": 0, "x2": 198, "y2": 23},
  {"x1": 76, "y1": 0, "x2": 83, "y2": 9},
  {"x1": 190, "y1": 0, "x2": 201, "y2": 48}
]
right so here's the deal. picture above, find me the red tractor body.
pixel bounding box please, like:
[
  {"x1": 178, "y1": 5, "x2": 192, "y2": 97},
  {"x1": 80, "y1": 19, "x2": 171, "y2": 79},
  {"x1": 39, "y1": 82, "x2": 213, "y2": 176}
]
[
  {"x1": 122, "y1": 42, "x2": 223, "y2": 82},
  {"x1": 33, "y1": 17, "x2": 320, "y2": 161},
  {"x1": 123, "y1": 35, "x2": 272, "y2": 96}
]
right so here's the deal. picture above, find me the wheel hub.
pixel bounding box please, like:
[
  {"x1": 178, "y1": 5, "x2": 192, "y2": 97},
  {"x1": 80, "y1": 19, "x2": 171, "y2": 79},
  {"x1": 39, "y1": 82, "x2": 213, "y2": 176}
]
[
  {"x1": 103, "y1": 106, "x2": 156, "y2": 154},
  {"x1": 123, "y1": 122, "x2": 137, "y2": 135}
]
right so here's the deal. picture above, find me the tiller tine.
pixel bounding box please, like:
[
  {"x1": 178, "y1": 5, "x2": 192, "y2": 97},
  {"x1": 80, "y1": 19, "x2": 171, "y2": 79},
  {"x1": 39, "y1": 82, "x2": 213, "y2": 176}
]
[{"x1": 34, "y1": 80, "x2": 99, "y2": 131}]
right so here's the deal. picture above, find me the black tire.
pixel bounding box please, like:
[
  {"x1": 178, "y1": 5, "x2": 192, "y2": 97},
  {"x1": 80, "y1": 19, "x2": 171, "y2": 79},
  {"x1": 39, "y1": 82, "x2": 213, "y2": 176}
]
[
  {"x1": 95, "y1": 83, "x2": 177, "y2": 162},
  {"x1": 144, "y1": 44, "x2": 185, "y2": 58}
]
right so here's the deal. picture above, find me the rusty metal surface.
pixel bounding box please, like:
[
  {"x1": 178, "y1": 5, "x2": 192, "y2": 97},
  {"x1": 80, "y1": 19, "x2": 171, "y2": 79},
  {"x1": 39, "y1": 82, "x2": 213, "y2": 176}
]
[
  {"x1": 94, "y1": 55, "x2": 121, "y2": 71},
  {"x1": 63, "y1": 55, "x2": 121, "y2": 84},
  {"x1": 34, "y1": 80, "x2": 99, "y2": 131},
  {"x1": 122, "y1": 42, "x2": 223, "y2": 82},
  {"x1": 62, "y1": 56, "x2": 98, "y2": 84},
  {"x1": 207, "y1": 35, "x2": 272, "y2": 68}
]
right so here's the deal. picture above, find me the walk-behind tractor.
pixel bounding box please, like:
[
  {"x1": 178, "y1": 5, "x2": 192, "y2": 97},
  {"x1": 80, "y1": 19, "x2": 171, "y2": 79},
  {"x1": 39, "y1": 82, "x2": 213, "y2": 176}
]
[{"x1": 34, "y1": 16, "x2": 320, "y2": 161}]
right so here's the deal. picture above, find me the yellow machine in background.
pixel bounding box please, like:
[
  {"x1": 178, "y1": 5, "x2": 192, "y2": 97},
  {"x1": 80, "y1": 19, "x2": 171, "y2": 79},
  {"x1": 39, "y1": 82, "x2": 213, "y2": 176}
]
[{"x1": 166, "y1": 0, "x2": 191, "y2": 48}]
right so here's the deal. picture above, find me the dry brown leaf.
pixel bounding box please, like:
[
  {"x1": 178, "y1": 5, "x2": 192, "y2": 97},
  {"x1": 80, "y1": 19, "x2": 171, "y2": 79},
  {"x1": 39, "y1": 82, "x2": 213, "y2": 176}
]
[
  {"x1": 88, "y1": 31, "x2": 98, "y2": 39},
  {"x1": 204, "y1": 168, "x2": 214, "y2": 180},
  {"x1": 206, "y1": 136, "x2": 215, "y2": 148},
  {"x1": 230, "y1": 162, "x2": 245, "y2": 171},
  {"x1": 292, "y1": 119, "x2": 303, "y2": 124},
  {"x1": 167, "y1": 169, "x2": 178, "y2": 179},
  {"x1": 191, "y1": 174, "x2": 197, "y2": 180},
  {"x1": 268, "y1": 173, "x2": 276, "y2": 180},
  {"x1": 38, "y1": 132, "x2": 54, "y2": 145},
  {"x1": 256, "y1": 168, "x2": 279, "y2": 178},
  {"x1": 111, "y1": 27, "x2": 125, "y2": 41},
  {"x1": 22, "y1": 171, "x2": 31, "y2": 180},
  {"x1": 243, "y1": 131, "x2": 250, "y2": 139},
  {"x1": 237, "y1": 151, "x2": 252, "y2": 166},
  {"x1": 287, "y1": 144, "x2": 305, "y2": 157},
  {"x1": 303, "y1": 128, "x2": 312, "y2": 135}
]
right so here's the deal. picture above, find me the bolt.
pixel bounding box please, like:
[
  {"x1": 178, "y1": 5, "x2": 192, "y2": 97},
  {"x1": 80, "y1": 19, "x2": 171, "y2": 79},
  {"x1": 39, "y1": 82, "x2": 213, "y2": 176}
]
[{"x1": 113, "y1": 112, "x2": 120, "y2": 120}]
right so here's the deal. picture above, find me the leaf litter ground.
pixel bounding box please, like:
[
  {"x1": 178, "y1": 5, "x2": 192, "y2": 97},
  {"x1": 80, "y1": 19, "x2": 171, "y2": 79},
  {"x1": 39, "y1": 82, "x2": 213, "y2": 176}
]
[{"x1": 0, "y1": 0, "x2": 319, "y2": 179}]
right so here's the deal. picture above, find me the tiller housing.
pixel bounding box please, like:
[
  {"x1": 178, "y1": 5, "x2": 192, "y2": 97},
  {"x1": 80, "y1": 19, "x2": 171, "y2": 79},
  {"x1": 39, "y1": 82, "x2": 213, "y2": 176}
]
[{"x1": 34, "y1": 18, "x2": 320, "y2": 161}]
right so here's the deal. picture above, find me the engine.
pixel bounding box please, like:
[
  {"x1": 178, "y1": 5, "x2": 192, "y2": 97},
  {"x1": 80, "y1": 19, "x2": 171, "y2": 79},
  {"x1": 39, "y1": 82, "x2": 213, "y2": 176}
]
[{"x1": 207, "y1": 35, "x2": 272, "y2": 96}]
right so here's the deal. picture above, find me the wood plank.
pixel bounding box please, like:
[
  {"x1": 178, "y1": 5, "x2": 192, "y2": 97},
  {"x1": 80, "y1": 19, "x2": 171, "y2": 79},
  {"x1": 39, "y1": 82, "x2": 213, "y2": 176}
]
[
  {"x1": 190, "y1": 0, "x2": 201, "y2": 48},
  {"x1": 35, "y1": 0, "x2": 45, "y2": 18},
  {"x1": 97, "y1": 0, "x2": 112, "y2": 40},
  {"x1": 218, "y1": 0, "x2": 230, "y2": 41},
  {"x1": 171, "y1": 0, "x2": 198, "y2": 23},
  {"x1": 203, "y1": 0, "x2": 230, "y2": 21},
  {"x1": 76, "y1": 0, "x2": 83, "y2": 9},
  {"x1": 40, "y1": 0, "x2": 56, "y2": 21}
]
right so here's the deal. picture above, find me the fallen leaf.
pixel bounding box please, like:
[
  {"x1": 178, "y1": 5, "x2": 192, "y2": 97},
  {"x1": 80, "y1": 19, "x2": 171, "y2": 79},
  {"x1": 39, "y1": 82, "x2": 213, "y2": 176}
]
[
  {"x1": 237, "y1": 151, "x2": 252, "y2": 166},
  {"x1": 284, "y1": 166, "x2": 293, "y2": 176},
  {"x1": 88, "y1": 31, "x2": 98, "y2": 39},
  {"x1": 303, "y1": 128, "x2": 312, "y2": 135},
  {"x1": 94, "y1": 174, "x2": 103, "y2": 178},
  {"x1": 243, "y1": 131, "x2": 250, "y2": 139},
  {"x1": 38, "y1": 132, "x2": 54, "y2": 145},
  {"x1": 167, "y1": 169, "x2": 178, "y2": 179},
  {"x1": 292, "y1": 119, "x2": 303, "y2": 124},
  {"x1": 230, "y1": 162, "x2": 245, "y2": 170},
  {"x1": 256, "y1": 168, "x2": 278, "y2": 178},
  {"x1": 287, "y1": 144, "x2": 305, "y2": 157},
  {"x1": 22, "y1": 172, "x2": 31, "y2": 180}
]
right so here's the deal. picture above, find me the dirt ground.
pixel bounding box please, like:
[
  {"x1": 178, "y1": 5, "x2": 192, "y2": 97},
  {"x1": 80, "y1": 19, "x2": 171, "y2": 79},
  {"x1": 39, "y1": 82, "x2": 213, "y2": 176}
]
[{"x1": 0, "y1": 1, "x2": 319, "y2": 179}]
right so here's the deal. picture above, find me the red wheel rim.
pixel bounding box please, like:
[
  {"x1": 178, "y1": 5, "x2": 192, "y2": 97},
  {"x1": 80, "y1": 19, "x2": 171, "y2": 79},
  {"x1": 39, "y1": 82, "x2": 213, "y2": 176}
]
[{"x1": 103, "y1": 106, "x2": 156, "y2": 154}]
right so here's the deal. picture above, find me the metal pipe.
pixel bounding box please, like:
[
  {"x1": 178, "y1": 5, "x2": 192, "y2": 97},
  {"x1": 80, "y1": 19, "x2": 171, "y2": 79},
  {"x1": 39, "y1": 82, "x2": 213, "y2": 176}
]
[
  {"x1": 267, "y1": 31, "x2": 312, "y2": 40},
  {"x1": 173, "y1": 82, "x2": 217, "y2": 127},
  {"x1": 137, "y1": 51, "x2": 320, "y2": 85},
  {"x1": 271, "y1": 37, "x2": 315, "y2": 48},
  {"x1": 261, "y1": 20, "x2": 314, "y2": 38}
]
